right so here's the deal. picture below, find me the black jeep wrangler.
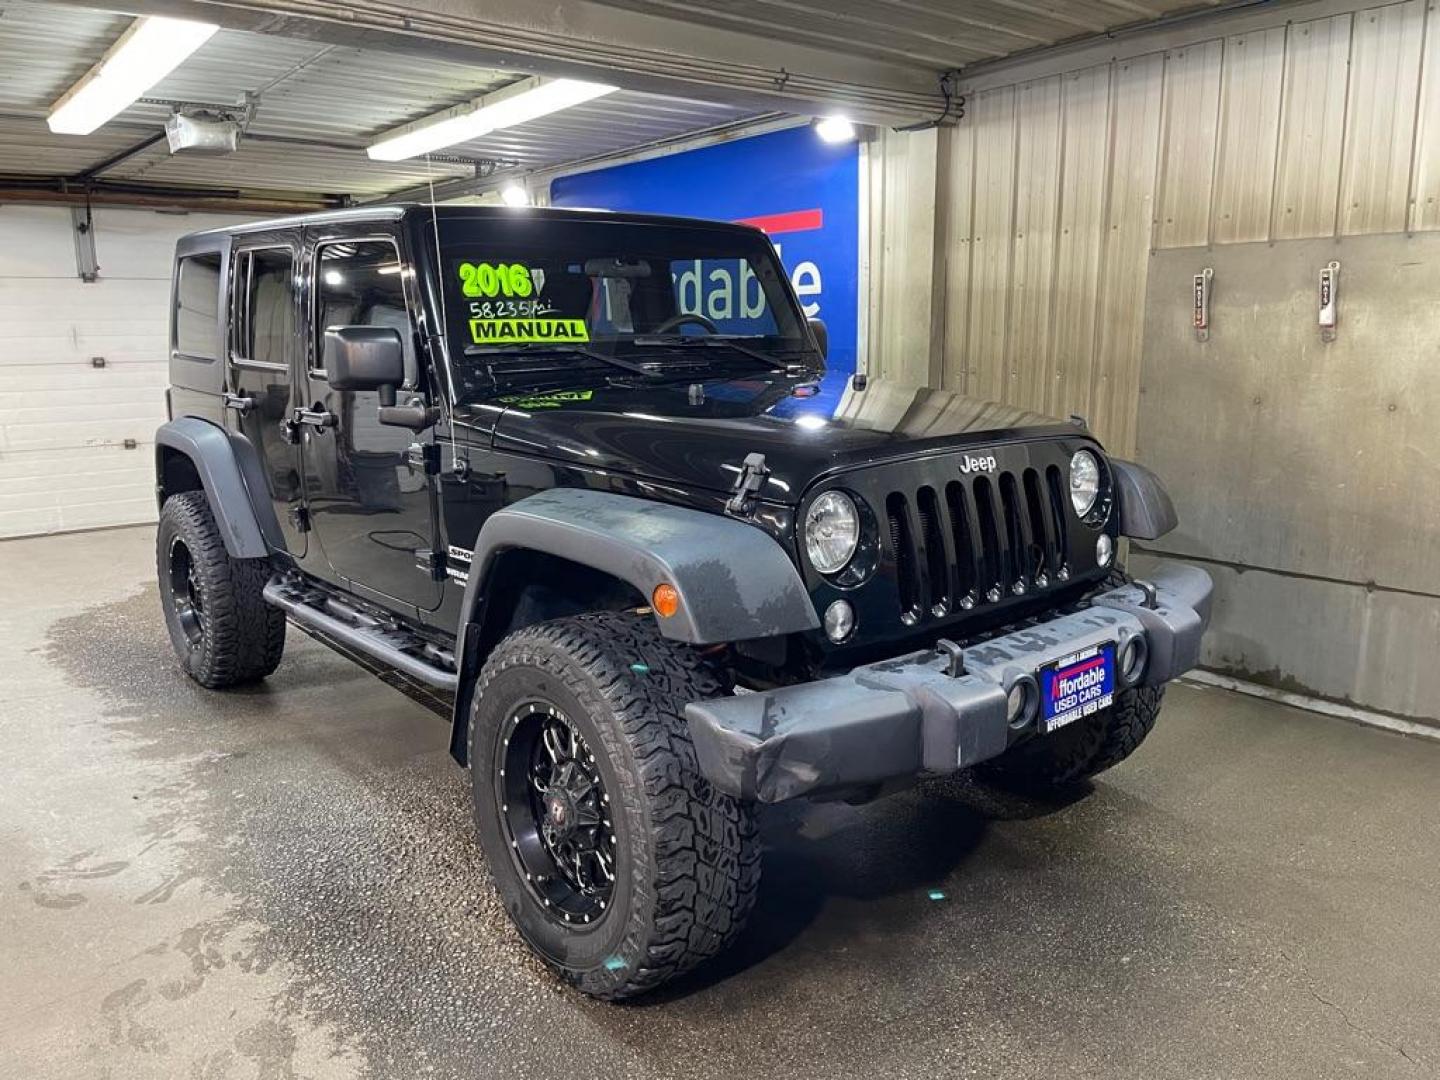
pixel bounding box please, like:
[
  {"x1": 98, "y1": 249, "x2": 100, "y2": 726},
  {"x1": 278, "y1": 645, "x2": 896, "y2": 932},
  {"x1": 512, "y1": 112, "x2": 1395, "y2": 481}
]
[{"x1": 155, "y1": 204, "x2": 1211, "y2": 998}]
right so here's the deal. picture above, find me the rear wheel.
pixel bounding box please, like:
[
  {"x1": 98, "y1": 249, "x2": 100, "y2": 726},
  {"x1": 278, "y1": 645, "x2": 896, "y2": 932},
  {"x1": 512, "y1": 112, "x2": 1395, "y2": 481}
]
[
  {"x1": 469, "y1": 612, "x2": 760, "y2": 999},
  {"x1": 157, "y1": 491, "x2": 285, "y2": 688}
]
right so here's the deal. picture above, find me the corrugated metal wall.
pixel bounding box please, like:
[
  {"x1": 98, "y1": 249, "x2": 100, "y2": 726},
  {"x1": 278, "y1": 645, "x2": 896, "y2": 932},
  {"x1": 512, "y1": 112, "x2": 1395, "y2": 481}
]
[
  {"x1": 867, "y1": 0, "x2": 1440, "y2": 453},
  {"x1": 862, "y1": 0, "x2": 1440, "y2": 723}
]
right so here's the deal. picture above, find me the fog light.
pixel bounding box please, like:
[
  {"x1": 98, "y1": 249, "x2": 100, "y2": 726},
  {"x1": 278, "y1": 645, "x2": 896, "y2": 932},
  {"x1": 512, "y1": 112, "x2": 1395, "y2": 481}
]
[
  {"x1": 1006, "y1": 676, "x2": 1038, "y2": 728},
  {"x1": 823, "y1": 599, "x2": 855, "y2": 643},
  {"x1": 1096, "y1": 533, "x2": 1114, "y2": 567},
  {"x1": 1118, "y1": 635, "x2": 1149, "y2": 687}
]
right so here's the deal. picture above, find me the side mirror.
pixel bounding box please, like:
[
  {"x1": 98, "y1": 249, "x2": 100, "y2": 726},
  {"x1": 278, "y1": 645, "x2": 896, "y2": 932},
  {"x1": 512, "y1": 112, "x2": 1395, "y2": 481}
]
[
  {"x1": 323, "y1": 325, "x2": 436, "y2": 431},
  {"x1": 324, "y1": 325, "x2": 404, "y2": 403},
  {"x1": 807, "y1": 317, "x2": 828, "y2": 361}
]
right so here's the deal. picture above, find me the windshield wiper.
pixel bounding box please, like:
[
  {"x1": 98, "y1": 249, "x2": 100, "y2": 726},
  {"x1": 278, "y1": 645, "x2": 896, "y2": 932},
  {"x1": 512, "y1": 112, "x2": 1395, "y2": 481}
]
[
  {"x1": 464, "y1": 342, "x2": 658, "y2": 379},
  {"x1": 630, "y1": 335, "x2": 804, "y2": 374}
]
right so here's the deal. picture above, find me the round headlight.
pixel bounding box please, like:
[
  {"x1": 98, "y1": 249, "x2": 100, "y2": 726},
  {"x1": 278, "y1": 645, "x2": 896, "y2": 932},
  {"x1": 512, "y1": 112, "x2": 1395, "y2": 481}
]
[
  {"x1": 1070, "y1": 449, "x2": 1101, "y2": 517},
  {"x1": 805, "y1": 491, "x2": 860, "y2": 575}
]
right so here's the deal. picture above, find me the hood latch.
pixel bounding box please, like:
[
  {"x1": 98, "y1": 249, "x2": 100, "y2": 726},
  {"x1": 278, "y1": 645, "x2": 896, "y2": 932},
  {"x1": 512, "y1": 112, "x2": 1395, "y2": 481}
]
[{"x1": 726, "y1": 452, "x2": 770, "y2": 517}]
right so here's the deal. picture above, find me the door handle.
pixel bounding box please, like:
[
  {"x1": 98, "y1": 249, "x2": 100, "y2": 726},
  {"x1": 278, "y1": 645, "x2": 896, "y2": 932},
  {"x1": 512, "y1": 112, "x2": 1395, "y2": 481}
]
[
  {"x1": 222, "y1": 391, "x2": 255, "y2": 416},
  {"x1": 291, "y1": 404, "x2": 338, "y2": 430}
]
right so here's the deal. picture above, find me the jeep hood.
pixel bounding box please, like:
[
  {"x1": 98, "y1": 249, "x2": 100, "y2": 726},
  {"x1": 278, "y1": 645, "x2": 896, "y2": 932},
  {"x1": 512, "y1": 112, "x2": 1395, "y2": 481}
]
[{"x1": 472, "y1": 377, "x2": 1077, "y2": 506}]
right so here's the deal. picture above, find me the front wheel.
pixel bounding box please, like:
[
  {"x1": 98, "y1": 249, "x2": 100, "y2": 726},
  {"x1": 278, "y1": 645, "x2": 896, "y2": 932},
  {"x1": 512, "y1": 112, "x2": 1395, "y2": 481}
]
[{"x1": 468, "y1": 612, "x2": 760, "y2": 999}]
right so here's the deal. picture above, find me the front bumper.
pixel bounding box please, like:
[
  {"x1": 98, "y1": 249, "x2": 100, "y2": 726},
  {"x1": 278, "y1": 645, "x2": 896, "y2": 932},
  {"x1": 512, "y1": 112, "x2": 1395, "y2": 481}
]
[{"x1": 685, "y1": 563, "x2": 1213, "y2": 803}]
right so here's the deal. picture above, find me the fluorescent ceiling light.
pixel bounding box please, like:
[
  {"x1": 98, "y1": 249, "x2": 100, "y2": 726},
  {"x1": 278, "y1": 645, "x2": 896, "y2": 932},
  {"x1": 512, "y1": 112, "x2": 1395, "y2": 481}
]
[
  {"x1": 814, "y1": 115, "x2": 857, "y2": 144},
  {"x1": 48, "y1": 16, "x2": 219, "y2": 135},
  {"x1": 500, "y1": 183, "x2": 531, "y2": 207},
  {"x1": 367, "y1": 77, "x2": 618, "y2": 162}
]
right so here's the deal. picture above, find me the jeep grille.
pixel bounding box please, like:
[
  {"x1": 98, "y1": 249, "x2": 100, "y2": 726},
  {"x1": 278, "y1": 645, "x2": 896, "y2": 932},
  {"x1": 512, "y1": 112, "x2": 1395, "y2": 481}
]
[{"x1": 884, "y1": 465, "x2": 1070, "y2": 626}]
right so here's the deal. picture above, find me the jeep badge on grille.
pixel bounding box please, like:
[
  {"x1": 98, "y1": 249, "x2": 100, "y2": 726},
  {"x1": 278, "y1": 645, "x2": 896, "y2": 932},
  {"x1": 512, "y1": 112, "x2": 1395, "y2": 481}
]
[{"x1": 959, "y1": 453, "x2": 998, "y2": 474}]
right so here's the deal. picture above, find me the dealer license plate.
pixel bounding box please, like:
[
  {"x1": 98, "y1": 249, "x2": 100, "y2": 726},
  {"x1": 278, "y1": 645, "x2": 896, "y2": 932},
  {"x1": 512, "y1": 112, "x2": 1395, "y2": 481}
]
[{"x1": 1039, "y1": 642, "x2": 1116, "y2": 734}]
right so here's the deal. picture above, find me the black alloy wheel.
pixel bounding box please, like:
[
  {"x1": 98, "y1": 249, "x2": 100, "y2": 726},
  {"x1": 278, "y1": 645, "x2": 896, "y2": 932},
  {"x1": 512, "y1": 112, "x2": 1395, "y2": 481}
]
[
  {"x1": 497, "y1": 701, "x2": 617, "y2": 925},
  {"x1": 167, "y1": 535, "x2": 206, "y2": 646}
]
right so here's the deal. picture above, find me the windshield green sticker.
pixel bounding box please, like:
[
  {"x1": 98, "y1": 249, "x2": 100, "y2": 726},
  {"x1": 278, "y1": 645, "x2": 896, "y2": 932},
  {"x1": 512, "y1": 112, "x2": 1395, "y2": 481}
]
[
  {"x1": 497, "y1": 389, "x2": 595, "y2": 410},
  {"x1": 469, "y1": 317, "x2": 589, "y2": 344}
]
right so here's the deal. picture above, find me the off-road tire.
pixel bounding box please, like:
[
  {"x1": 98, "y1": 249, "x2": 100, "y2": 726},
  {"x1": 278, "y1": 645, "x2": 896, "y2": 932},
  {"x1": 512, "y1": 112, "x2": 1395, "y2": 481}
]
[
  {"x1": 157, "y1": 491, "x2": 285, "y2": 688},
  {"x1": 469, "y1": 611, "x2": 760, "y2": 999},
  {"x1": 976, "y1": 685, "x2": 1165, "y2": 790},
  {"x1": 975, "y1": 565, "x2": 1163, "y2": 789}
]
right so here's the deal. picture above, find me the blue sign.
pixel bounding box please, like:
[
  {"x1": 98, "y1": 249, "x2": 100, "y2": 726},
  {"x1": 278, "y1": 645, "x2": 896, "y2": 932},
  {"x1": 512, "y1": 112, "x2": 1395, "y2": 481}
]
[
  {"x1": 1040, "y1": 643, "x2": 1117, "y2": 733},
  {"x1": 550, "y1": 125, "x2": 858, "y2": 413}
]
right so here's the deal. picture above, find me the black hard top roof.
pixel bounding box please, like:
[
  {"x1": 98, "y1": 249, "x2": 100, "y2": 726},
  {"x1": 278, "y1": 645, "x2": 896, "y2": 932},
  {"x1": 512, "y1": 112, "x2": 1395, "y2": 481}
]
[{"x1": 178, "y1": 203, "x2": 766, "y2": 244}]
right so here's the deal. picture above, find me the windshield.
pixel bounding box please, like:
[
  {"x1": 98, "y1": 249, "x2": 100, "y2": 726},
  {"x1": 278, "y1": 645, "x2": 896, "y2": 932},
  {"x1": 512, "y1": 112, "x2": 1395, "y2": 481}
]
[{"x1": 432, "y1": 216, "x2": 816, "y2": 402}]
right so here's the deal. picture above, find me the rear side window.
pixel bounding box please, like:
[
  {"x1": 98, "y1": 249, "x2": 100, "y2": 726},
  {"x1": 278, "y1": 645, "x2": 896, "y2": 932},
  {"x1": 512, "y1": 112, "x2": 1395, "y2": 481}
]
[
  {"x1": 230, "y1": 248, "x2": 295, "y2": 368},
  {"x1": 174, "y1": 253, "x2": 222, "y2": 359}
]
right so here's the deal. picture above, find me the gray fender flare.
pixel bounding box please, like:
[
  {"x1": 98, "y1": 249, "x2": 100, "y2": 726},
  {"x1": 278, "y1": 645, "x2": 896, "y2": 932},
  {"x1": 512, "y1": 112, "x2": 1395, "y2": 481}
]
[
  {"x1": 448, "y1": 489, "x2": 819, "y2": 763},
  {"x1": 1111, "y1": 458, "x2": 1178, "y2": 540},
  {"x1": 458, "y1": 488, "x2": 819, "y2": 647},
  {"x1": 155, "y1": 417, "x2": 281, "y2": 559}
]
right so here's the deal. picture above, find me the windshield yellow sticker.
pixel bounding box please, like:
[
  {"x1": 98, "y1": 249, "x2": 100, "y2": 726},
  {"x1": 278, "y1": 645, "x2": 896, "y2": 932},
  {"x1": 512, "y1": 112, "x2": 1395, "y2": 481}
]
[
  {"x1": 497, "y1": 389, "x2": 595, "y2": 409},
  {"x1": 458, "y1": 261, "x2": 536, "y2": 299},
  {"x1": 469, "y1": 317, "x2": 590, "y2": 344}
]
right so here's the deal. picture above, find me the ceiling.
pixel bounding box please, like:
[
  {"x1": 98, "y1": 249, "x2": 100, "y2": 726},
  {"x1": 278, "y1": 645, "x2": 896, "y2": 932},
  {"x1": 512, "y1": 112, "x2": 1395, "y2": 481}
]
[
  {"x1": 0, "y1": 0, "x2": 766, "y2": 203},
  {"x1": 0, "y1": 0, "x2": 1230, "y2": 207},
  {"x1": 588, "y1": 0, "x2": 1229, "y2": 70}
]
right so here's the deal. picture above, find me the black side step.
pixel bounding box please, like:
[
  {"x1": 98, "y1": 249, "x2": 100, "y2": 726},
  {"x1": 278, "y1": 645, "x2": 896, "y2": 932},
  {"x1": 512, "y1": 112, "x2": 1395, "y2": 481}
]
[{"x1": 262, "y1": 578, "x2": 459, "y2": 691}]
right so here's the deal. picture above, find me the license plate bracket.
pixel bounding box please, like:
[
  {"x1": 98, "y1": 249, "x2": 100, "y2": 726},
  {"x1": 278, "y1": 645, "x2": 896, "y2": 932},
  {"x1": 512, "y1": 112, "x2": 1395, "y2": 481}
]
[{"x1": 1039, "y1": 642, "x2": 1117, "y2": 734}]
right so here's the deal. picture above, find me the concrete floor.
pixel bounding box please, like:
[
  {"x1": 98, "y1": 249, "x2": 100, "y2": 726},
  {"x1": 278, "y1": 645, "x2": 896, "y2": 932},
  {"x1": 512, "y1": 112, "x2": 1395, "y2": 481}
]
[{"x1": 2, "y1": 526, "x2": 1437, "y2": 1080}]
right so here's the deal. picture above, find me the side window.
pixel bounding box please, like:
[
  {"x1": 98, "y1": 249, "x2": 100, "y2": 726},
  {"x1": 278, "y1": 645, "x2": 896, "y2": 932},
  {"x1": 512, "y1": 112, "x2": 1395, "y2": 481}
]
[
  {"x1": 174, "y1": 253, "x2": 222, "y2": 359},
  {"x1": 230, "y1": 248, "x2": 295, "y2": 368},
  {"x1": 314, "y1": 240, "x2": 416, "y2": 384}
]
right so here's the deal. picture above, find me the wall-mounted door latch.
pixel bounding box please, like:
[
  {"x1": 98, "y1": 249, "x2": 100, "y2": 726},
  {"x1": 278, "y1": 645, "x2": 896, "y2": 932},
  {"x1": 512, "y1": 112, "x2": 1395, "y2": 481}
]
[
  {"x1": 1318, "y1": 261, "x2": 1340, "y2": 342},
  {"x1": 1193, "y1": 267, "x2": 1213, "y2": 342},
  {"x1": 71, "y1": 204, "x2": 99, "y2": 283}
]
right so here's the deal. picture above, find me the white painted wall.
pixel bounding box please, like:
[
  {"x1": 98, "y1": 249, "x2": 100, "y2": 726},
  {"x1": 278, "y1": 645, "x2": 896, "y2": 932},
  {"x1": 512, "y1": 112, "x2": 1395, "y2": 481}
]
[{"x1": 0, "y1": 205, "x2": 254, "y2": 538}]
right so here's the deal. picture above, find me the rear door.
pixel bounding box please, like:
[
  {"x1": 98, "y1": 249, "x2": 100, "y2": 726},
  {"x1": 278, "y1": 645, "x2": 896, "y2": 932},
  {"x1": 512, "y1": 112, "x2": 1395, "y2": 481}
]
[
  {"x1": 224, "y1": 235, "x2": 306, "y2": 558},
  {"x1": 300, "y1": 230, "x2": 443, "y2": 612}
]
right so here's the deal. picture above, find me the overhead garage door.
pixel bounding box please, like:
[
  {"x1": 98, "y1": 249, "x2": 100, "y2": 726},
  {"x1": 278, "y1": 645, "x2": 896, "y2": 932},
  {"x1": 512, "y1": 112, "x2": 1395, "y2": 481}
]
[{"x1": 0, "y1": 206, "x2": 252, "y2": 538}]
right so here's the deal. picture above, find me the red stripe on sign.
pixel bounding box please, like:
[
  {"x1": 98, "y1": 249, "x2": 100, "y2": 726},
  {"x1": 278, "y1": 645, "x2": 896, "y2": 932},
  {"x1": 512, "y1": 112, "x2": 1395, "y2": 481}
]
[{"x1": 735, "y1": 208, "x2": 824, "y2": 235}]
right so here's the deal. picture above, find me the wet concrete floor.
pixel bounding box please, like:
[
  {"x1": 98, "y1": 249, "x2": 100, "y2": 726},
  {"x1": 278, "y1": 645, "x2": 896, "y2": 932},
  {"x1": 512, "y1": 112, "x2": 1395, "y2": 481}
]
[{"x1": 2, "y1": 525, "x2": 1437, "y2": 1079}]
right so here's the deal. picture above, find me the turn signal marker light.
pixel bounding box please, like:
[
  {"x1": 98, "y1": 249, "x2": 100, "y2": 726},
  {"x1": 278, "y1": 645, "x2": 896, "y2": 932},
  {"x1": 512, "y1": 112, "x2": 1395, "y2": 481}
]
[{"x1": 652, "y1": 583, "x2": 680, "y2": 618}]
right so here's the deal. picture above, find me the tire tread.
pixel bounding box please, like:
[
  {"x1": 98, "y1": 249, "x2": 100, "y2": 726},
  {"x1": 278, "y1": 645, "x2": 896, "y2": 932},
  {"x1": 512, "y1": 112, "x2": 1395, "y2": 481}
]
[
  {"x1": 470, "y1": 612, "x2": 759, "y2": 999},
  {"x1": 158, "y1": 491, "x2": 284, "y2": 688}
]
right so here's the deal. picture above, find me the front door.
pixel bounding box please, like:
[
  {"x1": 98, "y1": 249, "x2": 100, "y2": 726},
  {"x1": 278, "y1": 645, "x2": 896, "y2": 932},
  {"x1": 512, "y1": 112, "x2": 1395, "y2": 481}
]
[
  {"x1": 224, "y1": 238, "x2": 306, "y2": 557},
  {"x1": 301, "y1": 234, "x2": 442, "y2": 612}
]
